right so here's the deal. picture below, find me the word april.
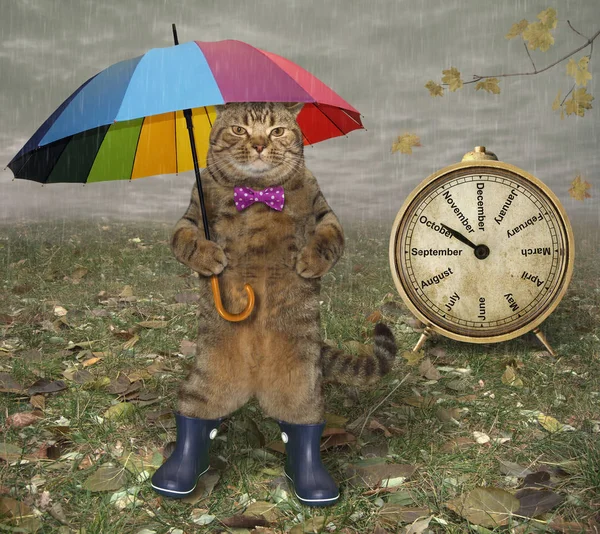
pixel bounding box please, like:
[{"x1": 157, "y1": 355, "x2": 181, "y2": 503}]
[{"x1": 522, "y1": 271, "x2": 544, "y2": 288}]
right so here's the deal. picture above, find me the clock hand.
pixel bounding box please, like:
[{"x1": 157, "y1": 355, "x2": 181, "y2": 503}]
[{"x1": 440, "y1": 224, "x2": 478, "y2": 250}]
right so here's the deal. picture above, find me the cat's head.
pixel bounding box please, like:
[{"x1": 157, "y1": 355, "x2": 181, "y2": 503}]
[{"x1": 207, "y1": 102, "x2": 304, "y2": 187}]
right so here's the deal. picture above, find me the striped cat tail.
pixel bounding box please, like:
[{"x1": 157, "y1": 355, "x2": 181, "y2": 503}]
[{"x1": 321, "y1": 323, "x2": 397, "y2": 386}]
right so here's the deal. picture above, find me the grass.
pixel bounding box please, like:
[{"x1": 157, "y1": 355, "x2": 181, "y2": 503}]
[{"x1": 0, "y1": 219, "x2": 599, "y2": 534}]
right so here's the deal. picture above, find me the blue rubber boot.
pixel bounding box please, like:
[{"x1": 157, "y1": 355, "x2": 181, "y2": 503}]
[
  {"x1": 278, "y1": 421, "x2": 340, "y2": 507},
  {"x1": 151, "y1": 413, "x2": 222, "y2": 498}
]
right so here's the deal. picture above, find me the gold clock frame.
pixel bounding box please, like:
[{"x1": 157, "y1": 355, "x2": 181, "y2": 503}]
[{"x1": 389, "y1": 147, "x2": 575, "y2": 355}]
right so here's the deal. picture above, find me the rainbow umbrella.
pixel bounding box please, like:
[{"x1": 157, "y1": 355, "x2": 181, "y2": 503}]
[
  {"x1": 8, "y1": 26, "x2": 363, "y2": 321},
  {"x1": 8, "y1": 33, "x2": 362, "y2": 185}
]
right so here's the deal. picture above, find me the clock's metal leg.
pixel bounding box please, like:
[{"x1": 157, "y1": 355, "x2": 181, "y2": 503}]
[
  {"x1": 532, "y1": 327, "x2": 557, "y2": 357},
  {"x1": 412, "y1": 326, "x2": 432, "y2": 352}
]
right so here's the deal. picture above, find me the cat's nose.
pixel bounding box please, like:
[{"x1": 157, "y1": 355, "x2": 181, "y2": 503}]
[{"x1": 253, "y1": 145, "x2": 264, "y2": 154}]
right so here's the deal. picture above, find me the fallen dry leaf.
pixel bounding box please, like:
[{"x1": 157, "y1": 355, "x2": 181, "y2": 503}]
[
  {"x1": 53, "y1": 305, "x2": 68, "y2": 317},
  {"x1": 119, "y1": 285, "x2": 134, "y2": 298},
  {"x1": 346, "y1": 463, "x2": 417, "y2": 488},
  {"x1": 0, "y1": 496, "x2": 42, "y2": 532},
  {"x1": 82, "y1": 465, "x2": 128, "y2": 492},
  {"x1": 379, "y1": 504, "x2": 430, "y2": 527},
  {"x1": 401, "y1": 350, "x2": 425, "y2": 367},
  {"x1": 106, "y1": 375, "x2": 131, "y2": 395},
  {"x1": 473, "y1": 431, "x2": 491, "y2": 444},
  {"x1": 419, "y1": 358, "x2": 441, "y2": 380},
  {"x1": 137, "y1": 320, "x2": 168, "y2": 329},
  {"x1": 29, "y1": 395, "x2": 45, "y2": 410},
  {"x1": 320, "y1": 431, "x2": 356, "y2": 450},
  {"x1": 501, "y1": 366, "x2": 523, "y2": 387},
  {"x1": 6, "y1": 411, "x2": 43, "y2": 428},
  {"x1": 446, "y1": 487, "x2": 519, "y2": 527},
  {"x1": 516, "y1": 488, "x2": 564, "y2": 518},
  {"x1": 366, "y1": 310, "x2": 383, "y2": 323},
  {"x1": 368, "y1": 418, "x2": 392, "y2": 438},
  {"x1": 0, "y1": 373, "x2": 25, "y2": 394},
  {"x1": 82, "y1": 356, "x2": 102, "y2": 368},
  {"x1": 181, "y1": 469, "x2": 221, "y2": 504},
  {"x1": 441, "y1": 437, "x2": 476, "y2": 452}
]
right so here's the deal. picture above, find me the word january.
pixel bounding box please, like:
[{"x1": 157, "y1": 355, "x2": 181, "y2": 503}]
[{"x1": 494, "y1": 189, "x2": 518, "y2": 225}]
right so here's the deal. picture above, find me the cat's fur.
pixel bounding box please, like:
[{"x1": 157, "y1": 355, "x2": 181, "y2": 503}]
[{"x1": 171, "y1": 102, "x2": 396, "y2": 424}]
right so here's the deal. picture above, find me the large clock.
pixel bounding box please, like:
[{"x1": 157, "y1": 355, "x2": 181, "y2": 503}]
[{"x1": 389, "y1": 147, "x2": 574, "y2": 355}]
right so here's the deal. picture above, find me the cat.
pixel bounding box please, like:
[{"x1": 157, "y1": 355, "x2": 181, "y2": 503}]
[{"x1": 152, "y1": 102, "x2": 396, "y2": 505}]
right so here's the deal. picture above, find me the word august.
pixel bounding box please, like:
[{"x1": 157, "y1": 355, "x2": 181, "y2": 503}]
[{"x1": 420, "y1": 267, "x2": 454, "y2": 289}]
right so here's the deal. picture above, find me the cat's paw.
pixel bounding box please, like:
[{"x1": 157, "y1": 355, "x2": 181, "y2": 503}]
[
  {"x1": 296, "y1": 240, "x2": 337, "y2": 278},
  {"x1": 188, "y1": 240, "x2": 228, "y2": 276}
]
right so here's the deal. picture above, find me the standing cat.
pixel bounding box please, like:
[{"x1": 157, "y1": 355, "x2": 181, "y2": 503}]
[{"x1": 151, "y1": 102, "x2": 396, "y2": 506}]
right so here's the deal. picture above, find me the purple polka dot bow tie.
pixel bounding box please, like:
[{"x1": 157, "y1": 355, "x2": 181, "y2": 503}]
[{"x1": 234, "y1": 186, "x2": 285, "y2": 212}]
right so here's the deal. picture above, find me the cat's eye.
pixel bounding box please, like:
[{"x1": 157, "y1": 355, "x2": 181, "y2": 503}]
[
  {"x1": 231, "y1": 126, "x2": 247, "y2": 135},
  {"x1": 270, "y1": 127, "x2": 285, "y2": 137}
]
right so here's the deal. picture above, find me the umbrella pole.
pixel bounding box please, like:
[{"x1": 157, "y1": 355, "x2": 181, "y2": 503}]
[{"x1": 172, "y1": 24, "x2": 254, "y2": 322}]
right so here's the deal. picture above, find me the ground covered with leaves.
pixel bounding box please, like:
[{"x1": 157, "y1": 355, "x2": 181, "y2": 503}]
[{"x1": 1, "y1": 220, "x2": 599, "y2": 533}]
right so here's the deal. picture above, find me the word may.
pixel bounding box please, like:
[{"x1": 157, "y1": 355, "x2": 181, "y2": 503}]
[
  {"x1": 504, "y1": 292, "x2": 519, "y2": 312},
  {"x1": 507, "y1": 212, "x2": 543, "y2": 238},
  {"x1": 411, "y1": 248, "x2": 463, "y2": 257},
  {"x1": 494, "y1": 189, "x2": 518, "y2": 224},
  {"x1": 442, "y1": 190, "x2": 475, "y2": 233},
  {"x1": 476, "y1": 183, "x2": 485, "y2": 231},
  {"x1": 420, "y1": 267, "x2": 454, "y2": 289},
  {"x1": 521, "y1": 247, "x2": 551, "y2": 257},
  {"x1": 445, "y1": 291, "x2": 460, "y2": 312},
  {"x1": 521, "y1": 271, "x2": 544, "y2": 288}
]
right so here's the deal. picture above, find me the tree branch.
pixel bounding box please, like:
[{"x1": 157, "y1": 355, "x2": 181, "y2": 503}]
[
  {"x1": 443, "y1": 23, "x2": 599, "y2": 87},
  {"x1": 524, "y1": 41, "x2": 537, "y2": 71}
]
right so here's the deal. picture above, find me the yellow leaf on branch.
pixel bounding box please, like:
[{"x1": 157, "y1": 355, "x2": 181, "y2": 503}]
[
  {"x1": 537, "y1": 7, "x2": 557, "y2": 30},
  {"x1": 523, "y1": 21, "x2": 555, "y2": 51},
  {"x1": 475, "y1": 78, "x2": 501, "y2": 94},
  {"x1": 392, "y1": 134, "x2": 422, "y2": 155},
  {"x1": 441, "y1": 67, "x2": 463, "y2": 92},
  {"x1": 568, "y1": 175, "x2": 592, "y2": 201},
  {"x1": 565, "y1": 87, "x2": 594, "y2": 117},
  {"x1": 566, "y1": 56, "x2": 592, "y2": 87},
  {"x1": 425, "y1": 80, "x2": 444, "y2": 97},
  {"x1": 505, "y1": 19, "x2": 529, "y2": 40},
  {"x1": 552, "y1": 90, "x2": 561, "y2": 111}
]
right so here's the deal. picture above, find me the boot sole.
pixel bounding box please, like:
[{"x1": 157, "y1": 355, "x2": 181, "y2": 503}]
[
  {"x1": 151, "y1": 466, "x2": 210, "y2": 498},
  {"x1": 284, "y1": 472, "x2": 340, "y2": 506}
]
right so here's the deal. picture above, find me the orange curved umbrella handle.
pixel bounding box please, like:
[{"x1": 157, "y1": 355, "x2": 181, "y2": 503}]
[{"x1": 210, "y1": 275, "x2": 255, "y2": 322}]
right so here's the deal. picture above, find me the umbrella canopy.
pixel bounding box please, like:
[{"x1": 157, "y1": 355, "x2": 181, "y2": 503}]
[{"x1": 8, "y1": 39, "x2": 363, "y2": 184}]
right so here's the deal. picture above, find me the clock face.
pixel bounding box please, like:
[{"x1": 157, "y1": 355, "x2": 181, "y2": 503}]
[{"x1": 390, "y1": 163, "x2": 573, "y2": 341}]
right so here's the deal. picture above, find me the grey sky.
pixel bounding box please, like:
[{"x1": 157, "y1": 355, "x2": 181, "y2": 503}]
[{"x1": 0, "y1": 0, "x2": 598, "y2": 232}]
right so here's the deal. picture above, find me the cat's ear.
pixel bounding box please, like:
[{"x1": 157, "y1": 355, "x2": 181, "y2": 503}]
[
  {"x1": 282, "y1": 102, "x2": 304, "y2": 117},
  {"x1": 214, "y1": 104, "x2": 227, "y2": 116}
]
